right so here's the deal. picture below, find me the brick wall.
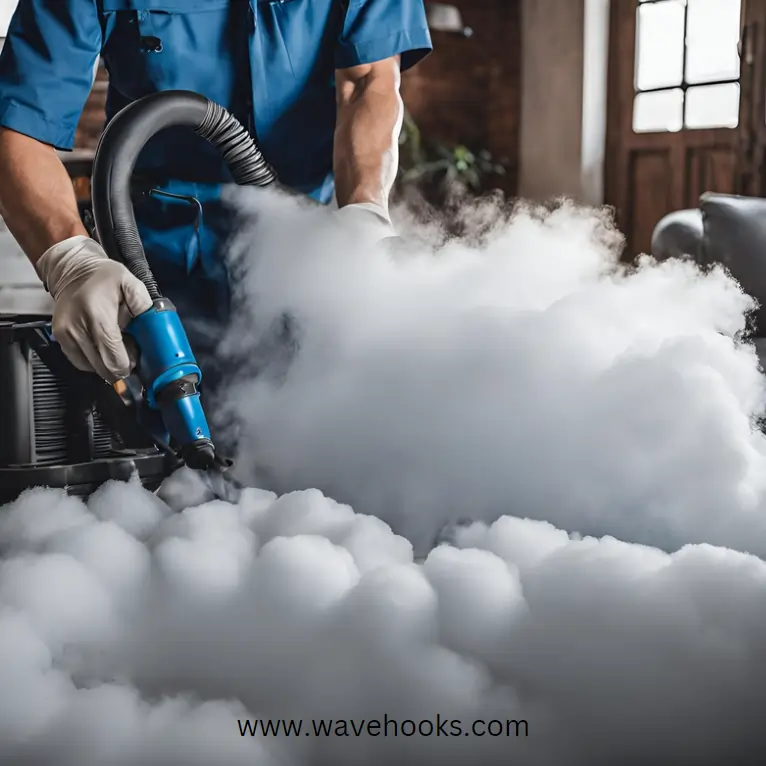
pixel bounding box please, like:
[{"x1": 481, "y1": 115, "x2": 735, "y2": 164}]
[
  {"x1": 74, "y1": 63, "x2": 108, "y2": 151},
  {"x1": 401, "y1": 0, "x2": 522, "y2": 195}
]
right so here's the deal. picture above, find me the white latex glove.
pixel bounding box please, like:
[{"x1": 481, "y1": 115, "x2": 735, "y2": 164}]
[
  {"x1": 335, "y1": 201, "x2": 396, "y2": 241},
  {"x1": 36, "y1": 235, "x2": 154, "y2": 382}
]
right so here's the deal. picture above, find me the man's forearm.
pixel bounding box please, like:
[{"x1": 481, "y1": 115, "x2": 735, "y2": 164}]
[
  {"x1": 334, "y1": 59, "x2": 403, "y2": 211},
  {"x1": 0, "y1": 128, "x2": 88, "y2": 267}
]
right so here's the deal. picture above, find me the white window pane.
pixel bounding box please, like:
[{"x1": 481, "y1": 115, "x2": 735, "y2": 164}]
[
  {"x1": 635, "y1": 0, "x2": 686, "y2": 91},
  {"x1": 633, "y1": 89, "x2": 684, "y2": 132},
  {"x1": 0, "y1": 0, "x2": 18, "y2": 37},
  {"x1": 685, "y1": 83, "x2": 740, "y2": 128},
  {"x1": 686, "y1": 0, "x2": 741, "y2": 84}
]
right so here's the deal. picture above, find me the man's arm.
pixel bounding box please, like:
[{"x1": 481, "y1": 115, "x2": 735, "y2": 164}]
[
  {"x1": 0, "y1": 1, "x2": 153, "y2": 381},
  {"x1": 0, "y1": 0, "x2": 103, "y2": 266},
  {"x1": 0, "y1": 128, "x2": 88, "y2": 265},
  {"x1": 333, "y1": 56, "x2": 404, "y2": 213},
  {"x1": 332, "y1": 0, "x2": 432, "y2": 213}
]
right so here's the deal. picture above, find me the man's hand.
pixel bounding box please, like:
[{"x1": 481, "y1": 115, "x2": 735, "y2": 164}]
[
  {"x1": 334, "y1": 56, "x2": 403, "y2": 217},
  {"x1": 335, "y1": 200, "x2": 395, "y2": 240},
  {"x1": 37, "y1": 236, "x2": 154, "y2": 382}
]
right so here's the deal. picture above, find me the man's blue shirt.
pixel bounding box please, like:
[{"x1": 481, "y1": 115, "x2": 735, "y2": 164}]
[{"x1": 0, "y1": 0, "x2": 431, "y2": 299}]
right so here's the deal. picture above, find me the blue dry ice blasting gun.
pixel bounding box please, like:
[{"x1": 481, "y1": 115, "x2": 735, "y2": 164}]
[{"x1": 89, "y1": 90, "x2": 277, "y2": 472}]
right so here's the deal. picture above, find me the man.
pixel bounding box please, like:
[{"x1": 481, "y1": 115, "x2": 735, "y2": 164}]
[{"x1": 0, "y1": 0, "x2": 432, "y2": 383}]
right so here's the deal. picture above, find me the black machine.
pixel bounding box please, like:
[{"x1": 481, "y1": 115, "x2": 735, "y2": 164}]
[{"x1": 0, "y1": 91, "x2": 277, "y2": 505}]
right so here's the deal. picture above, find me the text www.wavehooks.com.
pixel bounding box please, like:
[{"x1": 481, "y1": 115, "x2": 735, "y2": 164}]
[{"x1": 239, "y1": 715, "x2": 529, "y2": 738}]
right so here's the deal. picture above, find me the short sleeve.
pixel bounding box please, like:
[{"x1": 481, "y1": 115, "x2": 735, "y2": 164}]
[
  {"x1": 0, "y1": 0, "x2": 103, "y2": 150},
  {"x1": 336, "y1": 0, "x2": 433, "y2": 72}
]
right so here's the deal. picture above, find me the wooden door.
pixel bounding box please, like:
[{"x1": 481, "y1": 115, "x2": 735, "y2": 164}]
[
  {"x1": 739, "y1": 0, "x2": 766, "y2": 194},
  {"x1": 605, "y1": 0, "x2": 757, "y2": 258}
]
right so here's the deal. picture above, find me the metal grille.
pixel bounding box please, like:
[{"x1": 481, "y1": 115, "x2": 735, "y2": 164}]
[
  {"x1": 93, "y1": 412, "x2": 115, "y2": 458},
  {"x1": 31, "y1": 350, "x2": 117, "y2": 464},
  {"x1": 30, "y1": 351, "x2": 70, "y2": 465}
]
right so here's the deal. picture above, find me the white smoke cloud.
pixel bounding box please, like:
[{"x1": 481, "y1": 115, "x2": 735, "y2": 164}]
[
  {"x1": 1, "y1": 478, "x2": 764, "y2": 765},
  {"x1": 1, "y1": 192, "x2": 765, "y2": 764},
  {"x1": 219, "y1": 190, "x2": 766, "y2": 556}
]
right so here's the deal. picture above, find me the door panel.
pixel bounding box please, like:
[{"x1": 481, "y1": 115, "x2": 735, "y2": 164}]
[
  {"x1": 686, "y1": 146, "x2": 739, "y2": 205},
  {"x1": 605, "y1": 0, "x2": 752, "y2": 258},
  {"x1": 629, "y1": 149, "x2": 673, "y2": 253},
  {"x1": 738, "y1": 0, "x2": 766, "y2": 194}
]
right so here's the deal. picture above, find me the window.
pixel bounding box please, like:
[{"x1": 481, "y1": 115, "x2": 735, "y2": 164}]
[
  {"x1": 0, "y1": 1, "x2": 17, "y2": 38},
  {"x1": 633, "y1": 0, "x2": 741, "y2": 132}
]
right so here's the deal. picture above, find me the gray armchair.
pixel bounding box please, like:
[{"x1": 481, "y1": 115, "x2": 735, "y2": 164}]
[{"x1": 653, "y1": 193, "x2": 766, "y2": 338}]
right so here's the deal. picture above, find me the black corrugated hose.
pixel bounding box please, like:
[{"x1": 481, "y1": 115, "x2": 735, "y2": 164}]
[
  {"x1": 195, "y1": 101, "x2": 275, "y2": 187},
  {"x1": 91, "y1": 90, "x2": 277, "y2": 297}
]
